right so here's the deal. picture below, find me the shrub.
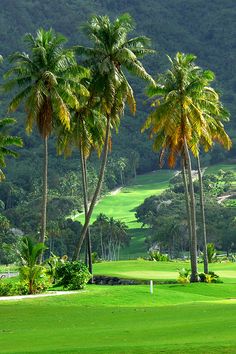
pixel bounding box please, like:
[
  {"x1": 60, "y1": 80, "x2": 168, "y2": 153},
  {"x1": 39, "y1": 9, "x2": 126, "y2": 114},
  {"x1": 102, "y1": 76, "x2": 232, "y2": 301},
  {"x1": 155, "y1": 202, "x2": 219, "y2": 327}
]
[
  {"x1": 177, "y1": 268, "x2": 191, "y2": 283},
  {"x1": 19, "y1": 265, "x2": 51, "y2": 294},
  {"x1": 0, "y1": 282, "x2": 15, "y2": 296},
  {"x1": 55, "y1": 261, "x2": 91, "y2": 290},
  {"x1": 198, "y1": 271, "x2": 222, "y2": 283},
  {"x1": 0, "y1": 281, "x2": 29, "y2": 296},
  {"x1": 149, "y1": 251, "x2": 169, "y2": 262}
]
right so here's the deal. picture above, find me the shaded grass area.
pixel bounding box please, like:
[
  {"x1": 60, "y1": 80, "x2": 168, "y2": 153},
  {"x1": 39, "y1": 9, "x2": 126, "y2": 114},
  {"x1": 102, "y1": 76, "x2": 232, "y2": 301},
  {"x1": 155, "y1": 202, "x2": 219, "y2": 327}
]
[{"x1": 1, "y1": 284, "x2": 236, "y2": 353}]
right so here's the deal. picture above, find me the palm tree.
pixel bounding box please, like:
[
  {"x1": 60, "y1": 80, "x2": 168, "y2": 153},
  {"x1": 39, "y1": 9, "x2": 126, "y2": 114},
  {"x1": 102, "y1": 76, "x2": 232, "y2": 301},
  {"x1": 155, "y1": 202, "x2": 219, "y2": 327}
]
[
  {"x1": 56, "y1": 94, "x2": 106, "y2": 273},
  {"x1": 17, "y1": 236, "x2": 47, "y2": 294},
  {"x1": 194, "y1": 78, "x2": 231, "y2": 273},
  {"x1": 142, "y1": 53, "x2": 221, "y2": 281},
  {"x1": 4, "y1": 29, "x2": 88, "y2": 253},
  {"x1": 73, "y1": 14, "x2": 155, "y2": 259},
  {"x1": 0, "y1": 118, "x2": 23, "y2": 180}
]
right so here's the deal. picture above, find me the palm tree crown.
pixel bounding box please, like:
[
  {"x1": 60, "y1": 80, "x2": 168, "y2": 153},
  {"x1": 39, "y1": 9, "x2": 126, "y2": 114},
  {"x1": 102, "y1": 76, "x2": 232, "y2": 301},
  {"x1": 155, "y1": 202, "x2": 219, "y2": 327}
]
[
  {"x1": 4, "y1": 28, "x2": 89, "y2": 137},
  {"x1": 0, "y1": 118, "x2": 23, "y2": 180}
]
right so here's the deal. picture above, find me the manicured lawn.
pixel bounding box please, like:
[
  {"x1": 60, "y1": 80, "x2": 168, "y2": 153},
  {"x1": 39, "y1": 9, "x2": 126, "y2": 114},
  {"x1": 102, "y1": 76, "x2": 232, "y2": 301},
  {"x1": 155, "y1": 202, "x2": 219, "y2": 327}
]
[
  {"x1": 93, "y1": 259, "x2": 236, "y2": 283},
  {"x1": 76, "y1": 170, "x2": 173, "y2": 257},
  {"x1": 1, "y1": 283, "x2": 236, "y2": 353}
]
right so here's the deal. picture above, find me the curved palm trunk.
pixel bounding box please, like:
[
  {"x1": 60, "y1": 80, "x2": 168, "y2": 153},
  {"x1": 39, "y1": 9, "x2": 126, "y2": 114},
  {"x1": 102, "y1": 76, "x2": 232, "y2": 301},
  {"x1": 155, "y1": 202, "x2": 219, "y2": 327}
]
[
  {"x1": 181, "y1": 158, "x2": 192, "y2": 254},
  {"x1": 39, "y1": 136, "x2": 48, "y2": 263},
  {"x1": 197, "y1": 155, "x2": 208, "y2": 274},
  {"x1": 73, "y1": 115, "x2": 111, "y2": 260},
  {"x1": 80, "y1": 144, "x2": 93, "y2": 275},
  {"x1": 183, "y1": 138, "x2": 198, "y2": 282}
]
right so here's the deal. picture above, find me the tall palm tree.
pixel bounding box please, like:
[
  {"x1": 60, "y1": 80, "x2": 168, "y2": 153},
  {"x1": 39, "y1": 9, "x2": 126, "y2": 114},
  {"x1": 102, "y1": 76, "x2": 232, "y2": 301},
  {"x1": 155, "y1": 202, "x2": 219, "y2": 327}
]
[
  {"x1": 73, "y1": 14, "x2": 155, "y2": 259},
  {"x1": 142, "y1": 52, "x2": 224, "y2": 282},
  {"x1": 4, "y1": 29, "x2": 88, "y2": 253},
  {"x1": 0, "y1": 118, "x2": 23, "y2": 180},
  {"x1": 56, "y1": 93, "x2": 106, "y2": 273},
  {"x1": 194, "y1": 79, "x2": 231, "y2": 273}
]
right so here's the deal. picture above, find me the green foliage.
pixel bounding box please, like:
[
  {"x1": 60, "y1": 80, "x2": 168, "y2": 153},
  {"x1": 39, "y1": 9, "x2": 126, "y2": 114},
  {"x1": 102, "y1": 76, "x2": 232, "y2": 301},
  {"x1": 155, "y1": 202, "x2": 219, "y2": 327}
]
[
  {"x1": 198, "y1": 271, "x2": 222, "y2": 283},
  {"x1": 177, "y1": 268, "x2": 191, "y2": 283},
  {"x1": 207, "y1": 243, "x2": 217, "y2": 263},
  {"x1": 0, "y1": 280, "x2": 28, "y2": 296},
  {"x1": 149, "y1": 250, "x2": 169, "y2": 262},
  {"x1": 17, "y1": 237, "x2": 50, "y2": 294},
  {"x1": 55, "y1": 261, "x2": 91, "y2": 290}
]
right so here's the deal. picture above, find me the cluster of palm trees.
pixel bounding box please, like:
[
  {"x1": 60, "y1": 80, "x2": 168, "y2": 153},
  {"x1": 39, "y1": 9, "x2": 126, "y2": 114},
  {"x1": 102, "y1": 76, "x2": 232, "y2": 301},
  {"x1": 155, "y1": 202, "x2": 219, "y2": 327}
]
[
  {"x1": 142, "y1": 53, "x2": 231, "y2": 281},
  {"x1": 3, "y1": 14, "x2": 155, "y2": 271},
  {"x1": 1, "y1": 15, "x2": 231, "y2": 280}
]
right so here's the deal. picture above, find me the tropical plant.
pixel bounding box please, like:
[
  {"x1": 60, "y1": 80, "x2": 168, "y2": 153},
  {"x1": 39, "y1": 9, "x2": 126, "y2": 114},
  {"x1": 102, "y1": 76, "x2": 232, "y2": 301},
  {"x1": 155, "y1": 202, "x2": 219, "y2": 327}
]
[
  {"x1": 17, "y1": 236, "x2": 49, "y2": 294},
  {"x1": 0, "y1": 118, "x2": 23, "y2": 180},
  {"x1": 4, "y1": 28, "x2": 88, "y2": 254},
  {"x1": 73, "y1": 13, "x2": 155, "y2": 259}
]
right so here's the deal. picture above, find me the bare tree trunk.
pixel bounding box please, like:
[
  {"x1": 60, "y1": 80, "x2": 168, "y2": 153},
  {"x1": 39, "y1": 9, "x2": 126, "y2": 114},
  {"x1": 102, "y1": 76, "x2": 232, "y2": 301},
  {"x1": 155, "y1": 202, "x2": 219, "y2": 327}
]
[
  {"x1": 197, "y1": 155, "x2": 208, "y2": 274},
  {"x1": 183, "y1": 138, "x2": 198, "y2": 282},
  {"x1": 39, "y1": 136, "x2": 48, "y2": 263},
  {"x1": 80, "y1": 144, "x2": 93, "y2": 275},
  {"x1": 73, "y1": 115, "x2": 111, "y2": 260},
  {"x1": 181, "y1": 158, "x2": 192, "y2": 258}
]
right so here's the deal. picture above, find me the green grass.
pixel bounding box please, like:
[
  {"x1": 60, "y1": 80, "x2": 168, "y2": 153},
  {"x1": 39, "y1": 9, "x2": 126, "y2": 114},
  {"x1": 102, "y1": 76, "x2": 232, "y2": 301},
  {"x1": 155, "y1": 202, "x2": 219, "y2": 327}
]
[
  {"x1": 1, "y1": 283, "x2": 236, "y2": 353},
  {"x1": 75, "y1": 162, "x2": 236, "y2": 258},
  {"x1": 93, "y1": 259, "x2": 236, "y2": 283},
  {"x1": 76, "y1": 169, "x2": 174, "y2": 257}
]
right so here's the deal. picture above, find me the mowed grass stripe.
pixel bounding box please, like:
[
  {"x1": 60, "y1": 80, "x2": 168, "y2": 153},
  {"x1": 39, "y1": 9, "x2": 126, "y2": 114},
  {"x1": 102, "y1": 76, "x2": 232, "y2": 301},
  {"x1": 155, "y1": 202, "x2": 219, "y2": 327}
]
[{"x1": 1, "y1": 285, "x2": 236, "y2": 353}]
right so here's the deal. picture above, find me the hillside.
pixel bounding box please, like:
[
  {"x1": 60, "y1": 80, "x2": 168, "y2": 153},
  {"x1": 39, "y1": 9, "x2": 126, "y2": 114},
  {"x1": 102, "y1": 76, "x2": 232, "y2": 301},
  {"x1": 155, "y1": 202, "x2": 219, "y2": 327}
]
[
  {"x1": 0, "y1": 1, "x2": 235, "y2": 251},
  {"x1": 0, "y1": 0, "x2": 235, "y2": 177}
]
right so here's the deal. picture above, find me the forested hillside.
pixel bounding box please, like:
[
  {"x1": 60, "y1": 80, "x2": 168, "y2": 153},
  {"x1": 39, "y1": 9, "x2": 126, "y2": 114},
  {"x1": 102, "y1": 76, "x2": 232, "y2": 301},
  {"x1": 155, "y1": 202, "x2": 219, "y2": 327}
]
[{"x1": 0, "y1": 0, "x2": 235, "y2": 245}]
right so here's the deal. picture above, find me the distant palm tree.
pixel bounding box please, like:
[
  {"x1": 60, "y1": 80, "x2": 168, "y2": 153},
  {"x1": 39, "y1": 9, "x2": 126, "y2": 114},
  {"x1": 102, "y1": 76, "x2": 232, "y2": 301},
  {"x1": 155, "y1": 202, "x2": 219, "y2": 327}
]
[
  {"x1": 4, "y1": 28, "x2": 88, "y2": 253},
  {"x1": 73, "y1": 14, "x2": 155, "y2": 259},
  {"x1": 0, "y1": 118, "x2": 23, "y2": 180}
]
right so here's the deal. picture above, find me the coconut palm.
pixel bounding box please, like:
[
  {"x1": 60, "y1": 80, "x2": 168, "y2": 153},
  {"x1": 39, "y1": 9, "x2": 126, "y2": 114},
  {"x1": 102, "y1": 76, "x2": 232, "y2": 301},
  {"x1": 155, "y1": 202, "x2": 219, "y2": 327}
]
[
  {"x1": 73, "y1": 14, "x2": 155, "y2": 259},
  {"x1": 143, "y1": 52, "x2": 231, "y2": 280},
  {"x1": 4, "y1": 28, "x2": 88, "y2": 252},
  {"x1": 0, "y1": 118, "x2": 23, "y2": 180},
  {"x1": 56, "y1": 93, "x2": 106, "y2": 273},
  {"x1": 194, "y1": 78, "x2": 231, "y2": 274}
]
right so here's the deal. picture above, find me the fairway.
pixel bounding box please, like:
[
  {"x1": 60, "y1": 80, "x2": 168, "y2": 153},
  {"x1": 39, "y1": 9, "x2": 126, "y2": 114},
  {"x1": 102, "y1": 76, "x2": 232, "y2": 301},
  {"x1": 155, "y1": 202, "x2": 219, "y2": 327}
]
[
  {"x1": 93, "y1": 260, "x2": 236, "y2": 283},
  {"x1": 1, "y1": 283, "x2": 236, "y2": 353},
  {"x1": 76, "y1": 170, "x2": 174, "y2": 257}
]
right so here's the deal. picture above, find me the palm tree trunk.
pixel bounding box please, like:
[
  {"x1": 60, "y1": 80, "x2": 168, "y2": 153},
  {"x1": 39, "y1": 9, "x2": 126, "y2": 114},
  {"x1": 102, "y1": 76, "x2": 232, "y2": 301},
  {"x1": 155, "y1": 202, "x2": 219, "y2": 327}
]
[
  {"x1": 181, "y1": 158, "x2": 192, "y2": 257},
  {"x1": 73, "y1": 115, "x2": 111, "y2": 260},
  {"x1": 197, "y1": 155, "x2": 208, "y2": 274},
  {"x1": 80, "y1": 143, "x2": 93, "y2": 275},
  {"x1": 183, "y1": 138, "x2": 198, "y2": 282},
  {"x1": 39, "y1": 136, "x2": 48, "y2": 263}
]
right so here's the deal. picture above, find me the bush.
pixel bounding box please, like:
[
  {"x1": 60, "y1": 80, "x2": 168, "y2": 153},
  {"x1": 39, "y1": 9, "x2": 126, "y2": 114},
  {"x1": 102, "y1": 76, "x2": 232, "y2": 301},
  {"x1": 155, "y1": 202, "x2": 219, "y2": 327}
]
[
  {"x1": 19, "y1": 265, "x2": 51, "y2": 294},
  {"x1": 55, "y1": 261, "x2": 91, "y2": 290},
  {"x1": 149, "y1": 251, "x2": 169, "y2": 262},
  {"x1": 0, "y1": 281, "x2": 29, "y2": 296},
  {"x1": 177, "y1": 268, "x2": 191, "y2": 283},
  {"x1": 198, "y1": 271, "x2": 222, "y2": 283},
  {"x1": 0, "y1": 282, "x2": 15, "y2": 296}
]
